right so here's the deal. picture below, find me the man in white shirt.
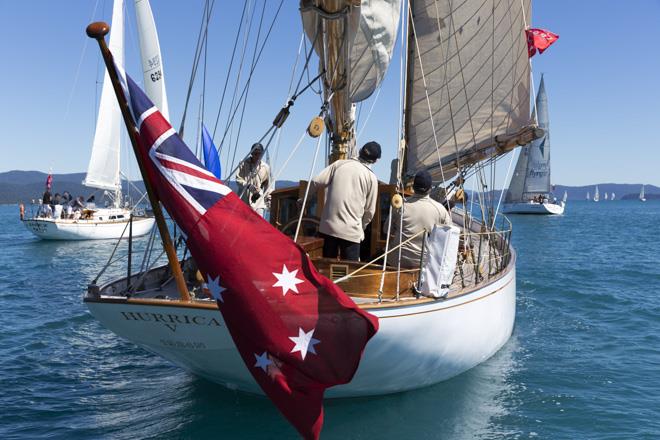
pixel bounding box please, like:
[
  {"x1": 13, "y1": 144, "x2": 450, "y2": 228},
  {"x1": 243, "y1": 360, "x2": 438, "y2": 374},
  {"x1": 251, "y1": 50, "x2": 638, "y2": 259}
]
[
  {"x1": 388, "y1": 170, "x2": 452, "y2": 268},
  {"x1": 237, "y1": 143, "x2": 271, "y2": 216},
  {"x1": 307, "y1": 141, "x2": 381, "y2": 261}
]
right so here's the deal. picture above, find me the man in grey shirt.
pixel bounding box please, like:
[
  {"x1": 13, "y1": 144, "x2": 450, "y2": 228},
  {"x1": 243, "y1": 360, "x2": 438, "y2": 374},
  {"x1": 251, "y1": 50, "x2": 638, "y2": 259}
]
[
  {"x1": 388, "y1": 170, "x2": 452, "y2": 268},
  {"x1": 307, "y1": 141, "x2": 381, "y2": 261}
]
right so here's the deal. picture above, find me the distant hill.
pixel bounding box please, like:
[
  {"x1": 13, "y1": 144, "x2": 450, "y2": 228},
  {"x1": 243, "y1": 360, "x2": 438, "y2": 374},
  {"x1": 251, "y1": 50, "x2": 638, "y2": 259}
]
[
  {"x1": 0, "y1": 170, "x2": 301, "y2": 204},
  {"x1": 0, "y1": 170, "x2": 145, "y2": 204}
]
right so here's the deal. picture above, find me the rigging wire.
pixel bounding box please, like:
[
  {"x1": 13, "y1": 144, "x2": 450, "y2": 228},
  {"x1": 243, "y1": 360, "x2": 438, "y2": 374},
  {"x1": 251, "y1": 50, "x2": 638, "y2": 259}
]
[
  {"x1": 229, "y1": 0, "x2": 268, "y2": 176},
  {"x1": 178, "y1": 0, "x2": 216, "y2": 136},
  {"x1": 224, "y1": 1, "x2": 257, "y2": 174},
  {"x1": 216, "y1": 0, "x2": 285, "y2": 161}
]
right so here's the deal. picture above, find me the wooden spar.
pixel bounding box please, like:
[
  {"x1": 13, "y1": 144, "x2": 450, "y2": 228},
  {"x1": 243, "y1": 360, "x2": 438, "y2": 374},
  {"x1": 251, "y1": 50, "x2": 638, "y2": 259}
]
[
  {"x1": 319, "y1": 0, "x2": 354, "y2": 163},
  {"x1": 86, "y1": 22, "x2": 191, "y2": 302}
]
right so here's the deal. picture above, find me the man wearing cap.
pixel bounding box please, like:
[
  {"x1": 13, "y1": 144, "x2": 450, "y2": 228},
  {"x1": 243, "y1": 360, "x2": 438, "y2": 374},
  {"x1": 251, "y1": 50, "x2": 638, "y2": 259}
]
[
  {"x1": 306, "y1": 141, "x2": 381, "y2": 261},
  {"x1": 237, "y1": 143, "x2": 271, "y2": 216},
  {"x1": 387, "y1": 170, "x2": 452, "y2": 268}
]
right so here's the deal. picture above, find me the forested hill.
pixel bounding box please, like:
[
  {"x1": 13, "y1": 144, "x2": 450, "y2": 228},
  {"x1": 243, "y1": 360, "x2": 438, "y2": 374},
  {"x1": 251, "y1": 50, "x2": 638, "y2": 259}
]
[{"x1": 0, "y1": 170, "x2": 299, "y2": 204}]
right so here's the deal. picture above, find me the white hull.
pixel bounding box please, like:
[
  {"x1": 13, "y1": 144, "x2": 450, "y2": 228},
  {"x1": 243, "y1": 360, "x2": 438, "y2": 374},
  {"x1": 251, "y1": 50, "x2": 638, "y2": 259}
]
[
  {"x1": 85, "y1": 261, "x2": 516, "y2": 398},
  {"x1": 502, "y1": 201, "x2": 565, "y2": 215},
  {"x1": 23, "y1": 215, "x2": 154, "y2": 240}
]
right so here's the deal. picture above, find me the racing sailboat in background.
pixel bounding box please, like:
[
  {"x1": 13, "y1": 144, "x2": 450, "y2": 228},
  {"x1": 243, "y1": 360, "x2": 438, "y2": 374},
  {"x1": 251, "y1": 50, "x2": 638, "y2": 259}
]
[{"x1": 503, "y1": 75, "x2": 564, "y2": 215}]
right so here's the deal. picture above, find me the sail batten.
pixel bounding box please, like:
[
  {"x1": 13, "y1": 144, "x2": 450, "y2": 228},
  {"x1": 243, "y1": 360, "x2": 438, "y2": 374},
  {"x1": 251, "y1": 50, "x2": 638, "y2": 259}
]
[
  {"x1": 405, "y1": 0, "x2": 533, "y2": 181},
  {"x1": 84, "y1": 0, "x2": 124, "y2": 192}
]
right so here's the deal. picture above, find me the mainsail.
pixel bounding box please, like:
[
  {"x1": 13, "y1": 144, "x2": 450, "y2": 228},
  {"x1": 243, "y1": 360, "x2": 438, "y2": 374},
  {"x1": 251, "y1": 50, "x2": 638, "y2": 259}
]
[
  {"x1": 134, "y1": 0, "x2": 169, "y2": 121},
  {"x1": 505, "y1": 75, "x2": 551, "y2": 202},
  {"x1": 404, "y1": 0, "x2": 535, "y2": 181},
  {"x1": 84, "y1": 0, "x2": 124, "y2": 191}
]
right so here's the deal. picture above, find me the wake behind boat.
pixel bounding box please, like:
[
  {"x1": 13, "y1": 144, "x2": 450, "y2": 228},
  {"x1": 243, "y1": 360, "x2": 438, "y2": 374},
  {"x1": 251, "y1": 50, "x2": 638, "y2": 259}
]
[{"x1": 504, "y1": 76, "x2": 564, "y2": 215}]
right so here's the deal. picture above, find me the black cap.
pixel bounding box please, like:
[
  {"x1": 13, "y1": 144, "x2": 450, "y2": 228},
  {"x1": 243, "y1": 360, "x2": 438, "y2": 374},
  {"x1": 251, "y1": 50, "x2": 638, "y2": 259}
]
[
  {"x1": 250, "y1": 142, "x2": 264, "y2": 154},
  {"x1": 359, "y1": 141, "x2": 381, "y2": 163},
  {"x1": 413, "y1": 170, "x2": 433, "y2": 194}
]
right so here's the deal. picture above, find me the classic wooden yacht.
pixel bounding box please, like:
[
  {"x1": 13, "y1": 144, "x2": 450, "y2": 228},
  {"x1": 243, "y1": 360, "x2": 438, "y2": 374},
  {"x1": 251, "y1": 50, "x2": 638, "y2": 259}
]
[{"x1": 84, "y1": 0, "x2": 542, "y2": 397}]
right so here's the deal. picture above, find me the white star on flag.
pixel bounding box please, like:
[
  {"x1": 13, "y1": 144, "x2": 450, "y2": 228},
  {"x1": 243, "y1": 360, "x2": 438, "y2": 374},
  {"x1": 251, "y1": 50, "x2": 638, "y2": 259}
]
[
  {"x1": 254, "y1": 352, "x2": 272, "y2": 373},
  {"x1": 289, "y1": 327, "x2": 320, "y2": 360},
  {"x1": 272, "y1": 264, "x2": 304, "y2": 296},
  {"x1": 206, "y1": 275, "x2": 227, "y2": 302}
]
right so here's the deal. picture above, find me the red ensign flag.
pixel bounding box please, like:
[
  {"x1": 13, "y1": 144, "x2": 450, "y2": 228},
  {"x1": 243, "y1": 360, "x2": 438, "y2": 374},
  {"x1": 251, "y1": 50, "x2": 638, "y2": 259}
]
[
  {"x1": 526, "y1": 28, "x2": 559, "y2": 57},
  {"x1": 116, "y1": 67, "x2": 379, "y2": 440}
]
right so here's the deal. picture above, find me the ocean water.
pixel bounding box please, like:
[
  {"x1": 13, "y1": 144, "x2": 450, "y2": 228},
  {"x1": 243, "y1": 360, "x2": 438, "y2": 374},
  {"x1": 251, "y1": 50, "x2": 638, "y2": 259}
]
[{"x1": 1, "y1": 201, "x2": 659, "y2": 439}]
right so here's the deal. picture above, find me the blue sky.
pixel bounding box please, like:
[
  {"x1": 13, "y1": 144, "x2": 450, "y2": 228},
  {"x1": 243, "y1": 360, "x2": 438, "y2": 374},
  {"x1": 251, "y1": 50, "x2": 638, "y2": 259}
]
[{"x1": 1, "y1": 1, "x2": 658, "y2": 187}]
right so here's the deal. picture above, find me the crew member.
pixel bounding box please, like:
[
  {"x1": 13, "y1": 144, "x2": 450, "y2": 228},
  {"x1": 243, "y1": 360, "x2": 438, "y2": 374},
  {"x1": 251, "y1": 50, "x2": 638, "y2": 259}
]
[
  {"x1": 236, "y1": 143, "x2": 271, "y2": 216},
  {"x1": 307, "y1": 141, "x2": 381, "y2": 261},
  {"x1": 388, "y1": 170, "x2": 451, "y2": 268}
]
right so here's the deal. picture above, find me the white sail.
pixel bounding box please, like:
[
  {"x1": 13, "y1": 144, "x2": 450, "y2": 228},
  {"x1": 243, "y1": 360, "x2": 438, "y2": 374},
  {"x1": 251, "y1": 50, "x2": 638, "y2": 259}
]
[
  {"x1": 84, "y1": 0, "x2": 124, "y2": 192},
  {"x1": 563, "y1": 190, "x2": 568, "y2": 203},
  {"x1": 593, "y1": 186, "x2": 599, "y2": 202},
  {"x1": 405, "y1": 0, "x2": 533, "y2": 181},
  {"x1": 611, "y1": 192, "x2": 615, "y2": 200},
  {"x1": 640, "y1": 185, "x2": 646, "y2": 201},
  {"x1": 505, "y1": 76, "x2": 551, "y2": 202},
  {"x1": 586, "y1": 191, "x2": 590, "y2": 200},
  {"x1": 348, "y1": 0, "x2": 401, "y2": 102},
  {"x1": 134, "y1": 0, "x2": 169, "y2": 120}
]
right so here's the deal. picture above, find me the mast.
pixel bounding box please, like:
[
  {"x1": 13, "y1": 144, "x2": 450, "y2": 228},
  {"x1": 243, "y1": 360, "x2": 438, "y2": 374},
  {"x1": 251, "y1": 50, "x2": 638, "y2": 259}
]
[
  {"x1": 300, "y1": 0, "x2": 401, "y2": 163},
  {"x1": 315, "y1": 0, "x2": 356, "y2": 163},
  {"x1": 87, "y1": 22, "x2": 191, "y2": 302}
]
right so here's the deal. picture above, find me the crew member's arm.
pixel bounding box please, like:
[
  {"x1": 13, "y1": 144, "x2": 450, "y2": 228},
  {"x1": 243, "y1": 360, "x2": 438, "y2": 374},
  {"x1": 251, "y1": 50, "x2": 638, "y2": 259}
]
[
  {"x1": 362, "y1": 176, "x2": 378, "y2": 229},
  {"x1": 306, "y1": 162, "x2": 334, "y2": 195}
]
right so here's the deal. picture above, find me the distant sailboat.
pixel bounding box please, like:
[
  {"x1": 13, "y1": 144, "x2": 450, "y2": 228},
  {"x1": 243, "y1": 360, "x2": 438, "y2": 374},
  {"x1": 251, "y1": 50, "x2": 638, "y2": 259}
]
[
  {"x1": 586, "y1": 191, "x2": 590, "y2": 200},
  {"x1": 604, "y1": 192, "x2": 609, "y2": 200},
  {"x1": 593, "y1": 186, "x2": 600, "y2": 202},
  {"x1": 640, "y1": 185, "x2": 646, "y2": 202},
  {"x1": 563, "y1": 190, "x2": 568, "y2": 203},
  {"x1": 22, "y1": 0, "x2": 166, "y2": 240},
  {"x1": 611, "y1": 192, "x2": 615, "y2": 201},
  {"x1": 504, "y1": 76, "x2": 564, "y2": 215}
]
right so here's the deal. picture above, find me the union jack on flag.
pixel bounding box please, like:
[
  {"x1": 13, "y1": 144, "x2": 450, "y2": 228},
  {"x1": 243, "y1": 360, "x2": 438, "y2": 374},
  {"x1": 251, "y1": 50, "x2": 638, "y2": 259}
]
[{"x1": 116, "y1": 65, "x2": 231, "y2": 229}]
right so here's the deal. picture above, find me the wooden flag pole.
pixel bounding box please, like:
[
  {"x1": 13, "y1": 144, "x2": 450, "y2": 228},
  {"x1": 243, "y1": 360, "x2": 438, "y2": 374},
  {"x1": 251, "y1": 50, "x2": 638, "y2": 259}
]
[{"x1": 86, "y1": 22, "x2": 191, "y2": 302}]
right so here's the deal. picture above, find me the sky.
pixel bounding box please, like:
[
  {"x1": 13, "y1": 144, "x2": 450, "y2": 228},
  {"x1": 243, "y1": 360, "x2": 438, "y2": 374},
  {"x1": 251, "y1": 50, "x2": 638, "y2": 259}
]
[{"x1": 0, "y1": 0, "x2": 659, "y2": 187}]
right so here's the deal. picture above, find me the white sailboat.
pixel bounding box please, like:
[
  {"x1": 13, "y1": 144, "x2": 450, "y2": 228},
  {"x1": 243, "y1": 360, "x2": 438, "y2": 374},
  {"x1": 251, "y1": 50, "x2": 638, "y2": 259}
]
[
  {"x1": 23, "y1": 0, "x2": 170, "y2": 240},
  {"x1": 640, "y1": 185, "x2": 646, "y2": 202},
  {"x1": 563, "y1": 190, "x2": 568, "y2": 203},
  {"x1": 503, "y1": 76, "x2": 564, "y2": 215},
  {"x1": 85, "y1": 0, "x2": 540, "y2": 398},
  {"x1": 604, "y1": 192, "x2": 609, "y2": 200},
  {"x1": 611, "y1": 192, "x2": 615, "y2": 201},
  {"x1": 593, "y1": 186, "x2": 600, "y2": 202},
  {"x1": 586, "y1": 191, "x2": 590, "y2": 200}
]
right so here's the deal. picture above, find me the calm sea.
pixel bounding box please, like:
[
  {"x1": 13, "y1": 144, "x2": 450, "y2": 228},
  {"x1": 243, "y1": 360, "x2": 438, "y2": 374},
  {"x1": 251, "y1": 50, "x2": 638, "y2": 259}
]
[{"x1": 1, "y1": 201, "x2": 659, "y2": 439}]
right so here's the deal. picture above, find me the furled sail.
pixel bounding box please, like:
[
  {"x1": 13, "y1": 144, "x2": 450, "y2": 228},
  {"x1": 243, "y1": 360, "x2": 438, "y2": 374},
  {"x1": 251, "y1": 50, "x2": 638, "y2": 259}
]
[
  {"x1": 84, "y1": 0, "x2": 124, "y2": 191},
  {"x1": 134, "y1": 0, "x2": 169, "y2": 120},
  {"x1": 348, "y1": 0, "x2": 401, "y2": 102},
  {"x1": 405, "y1": 0, "x2": 534, "y2": 181},
  {"x1": 301, "y1": 0, "x2": 401, "y2": 103},
  {"x1": 505, "y1": 75, "x2": 551, "y2": 202}
]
